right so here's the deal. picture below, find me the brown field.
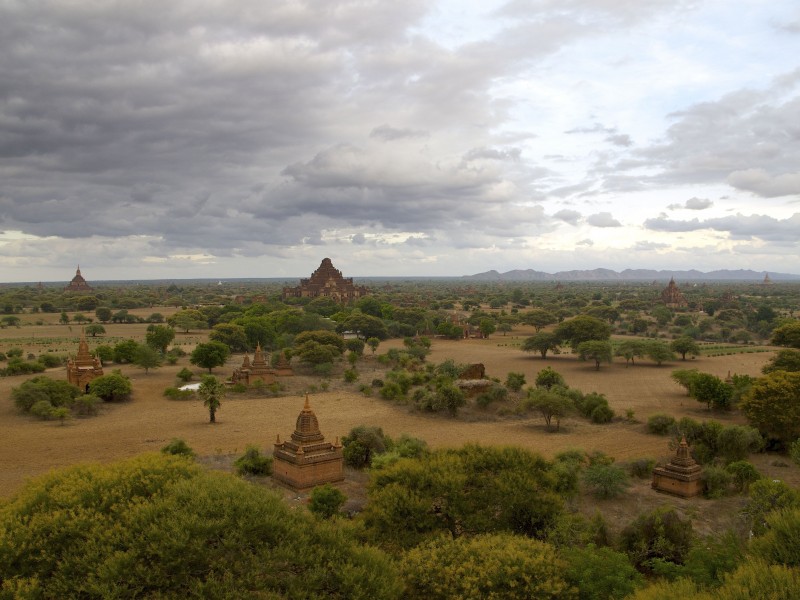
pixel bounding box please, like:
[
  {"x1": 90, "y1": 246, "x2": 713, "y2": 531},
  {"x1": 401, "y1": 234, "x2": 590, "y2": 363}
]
[{"x1": 1, "y1": 315, "x2": 798, "y2": 536}]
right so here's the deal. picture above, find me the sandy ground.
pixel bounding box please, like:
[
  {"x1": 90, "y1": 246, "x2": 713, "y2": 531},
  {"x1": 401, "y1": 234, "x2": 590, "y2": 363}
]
[{"x1": 0, "y1": 324, "x2": 789, "y2": 502}]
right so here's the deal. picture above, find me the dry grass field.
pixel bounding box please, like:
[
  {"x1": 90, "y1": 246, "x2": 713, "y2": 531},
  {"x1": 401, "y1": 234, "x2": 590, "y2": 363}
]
[{"x1": 1, "y1": 312, "x2": 798, "y2": 537}]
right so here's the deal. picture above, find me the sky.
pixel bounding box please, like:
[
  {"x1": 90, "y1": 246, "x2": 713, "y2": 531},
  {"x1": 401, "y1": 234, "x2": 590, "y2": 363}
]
[{"x1": 1, "y1": 0, "x2": 799, "y2": 282}]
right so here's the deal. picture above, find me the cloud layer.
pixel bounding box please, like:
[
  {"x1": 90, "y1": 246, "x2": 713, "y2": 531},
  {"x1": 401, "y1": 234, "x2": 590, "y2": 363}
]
[{"x1": 0, "y1": 0, "x2": 798, "y2": 280}]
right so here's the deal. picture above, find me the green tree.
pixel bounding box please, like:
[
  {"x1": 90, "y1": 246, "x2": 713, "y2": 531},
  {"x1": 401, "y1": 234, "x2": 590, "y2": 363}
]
[
  {"x1": 645, "y1": 340, "x2": 675, "y2": 365},
  {"x1": 561, "y1": 544, "x2": 643, "y2": 600},
  {"x1": 555, "y1": 315, "x2": 611, "y2": 349},
  {"x1": 522, "y1": 332, "x2": 560, "y2": 358},
  {"x1": 505, "y1": 372, "x2": 526, "y2": 392},
  {"x1": 743, "y1": 478, "x2": 800, "y2": 535},
  {"x1": 400, "y1": 533, "x2": 574, "y2": 600},
  {"x1": 342, "y1": 425, "x2": 389, "y2": 468},
  {"x1": 208, "y1": 323, "x2": 249, "y2": 352},
  {"x1": 671, "y1": 336, "x2": 701, "y2": 361},
  {"x1": 145, "y1": 324, "x2": 175, "y2": 353},
  {"x1": 620, "y1": 507, "x2": 693, "y2": 572},
  {"x1": 339, "y1": 313, "x2": 389, "y2": 340},
  {"x1": 89, "y1": 372, "x2": 132, "y2": 402},
  {"x1": 12, "y1": 376, "x2": 81, "y2": 413},
  {"x1": 133, "y1": 343, "x2": 162, "y2": 374},
  {"x1": 749, "y1": 507, "x2": 800, "y2": 567},
  {"x1": 169, "y1": 309, "x2": 207, "y2": 333},
  {"x1": 0, "y1": 455, "x2": 402, "y2": 599},
  {"x1": 762, "y1": 349, "x2": 800, "y2": 374},
  {"x1": 525, "y1": 388, "x2": 574, "y2": 431},
  {"x1": 112, "y1": 339, "x2": 139, "y2": 363},
  {"x1": 522, "y1": 308, "x2": 558, "y2": 331},
  {"x1": 233, "y1": 445, "x2": 271, "y2": 475},
  {"x1": 364, "y1": 445, "x2": 564, "y2": 549},
  {"x1": 615, "y1": 339, "x2": 646, "y2": 366},
  {"x1": 198, "y1": 374, "x2": 225, "y2": 423},
  {"x1": 739, "y1": 371, "x2": 800, "y2": 446},
  {"x1": 771, "y1": 320, "x2": 800, "y2": 348},
  {"x1": 84, "y1": 323, "x2": 106, "y2": 337},
  {"x1": 577, "y1": 340, "x2": 613, "y2": 370},
  {"x1": 582, "y1": 463, "x2": 630, "y2": 499},
  {"x1": 366, "y1": 337, "x2": 380, "y2": 354},
  {"x1": 190, "y1": 341, "x2": 231, "y2": 373},
  {"x1": 536, "y1": 366, "x2": 566, "y2": 389},
  {"x1": 294, "y1": 329, "x2": 346, "y2": 353},
  {"x1": 59, "y1": 311, "x2": 70, "y2": 325},
  {"x1": 690, "y1": 372, "x2": 733, "y2": 410},
  {"x1": 309, "y1": 483, "x2": 347, "y2": 519},
  {"x1": 478, "y1": 317, "x2": 496, "y2": 338},
  {"x1": 95, "y1": 306, "x2": 112, "y2": 322}
]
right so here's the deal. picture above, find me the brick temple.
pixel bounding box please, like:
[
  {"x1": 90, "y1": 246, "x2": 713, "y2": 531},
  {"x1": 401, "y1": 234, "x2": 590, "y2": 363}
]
[
  {"x1": 661, "y1": 277, "x2": 688, "y2": 309},
  {"x1": 66, "y1": 329, "x2": 104, "y2": 391},
  {"x1": 651, "y1": 437, "x2": 703, "y2": 498},
  {"x1": 64, "y1": 266, "x2": 93, "y2": 293},
  {"x1": 282, "y1": 258, "x2": 368, "y2": 303},
  {"x1": 272, "y1": 396, "x2": 343, "y2": 490}
]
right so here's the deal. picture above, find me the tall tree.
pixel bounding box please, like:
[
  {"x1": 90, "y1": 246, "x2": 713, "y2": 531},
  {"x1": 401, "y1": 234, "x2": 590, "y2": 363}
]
[
  {"x1": 190, "y1": 341, "x2": 231, "y2": 373},
  {"x1": 145, "y1": 324, "x2": 175, "y2": 353},
  {"x1": 522, "y1": 332, "x2": 560, "y2": 359},
  {"x1": 740, "y1": 371, "x2": 800, "y2": 446},
  {"x1": 554, "y1": 315, "x2": 611, "y2": 349},
  {"x1": 198, "y1": 375, "x2": 225, "y2": 423},
  {"x1": 133, "y1": 344, "x2": 162, "y2": 374},
  {"x1": 576, "y1": 340, "x2": 613, "y2": 371},
  {"x1": 670, "y1": 336, "x2": 701, "y2": 360}
]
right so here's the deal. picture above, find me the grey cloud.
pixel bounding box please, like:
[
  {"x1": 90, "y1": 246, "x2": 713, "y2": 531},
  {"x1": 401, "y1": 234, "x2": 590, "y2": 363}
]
[
  {"x1": 576, "y1": 238, "x2": 594, "y2": 246},
  {"x1": 553, "y1": 209, "x2": 582, "y2": 225},
  {"x1": 645, "y1": 212, "x2": 800, "y2": 242},
  {"x1": 727, "y1": 169, "x2": 800, "y2": 198},
  {"x1": 667, "y1": 197, "x2": 713, "y2": 210},
  {"x1": 586, "y1": 212, "x2": 621, "y2": 227},
  {"x1": 463, "y1": 147, "x2": 522, "y2": 162},
  {"x1": 606, "y1": 134, "x2": 632, "y2": 147},
  {"x1": 633, "y1": 241, "x2": 670, "y2": 250},
  {"x1": 369, "y1": 125, "x2": 429, "y2": 141},
  {"x1": 351, "y1": 233, "x2": 366, "y2": 245}
]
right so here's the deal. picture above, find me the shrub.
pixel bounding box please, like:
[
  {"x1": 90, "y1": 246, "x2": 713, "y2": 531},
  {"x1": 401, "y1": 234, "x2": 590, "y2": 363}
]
[
  {"x1": 73, "y1": 394, "x2": 101, "y2": 416},
  {"x1": 647, "y1": 414, "x2": 676, "y2": 435},
  {"x1": 308, "y1": 484, "x2": 346, "y2": 519},
  {"x1": 702, "y1": 465, "x2": 733, "y2": 498},
  {"x1": 583, "y1": 463, "x2": 630, "y2": 499},
  {"x1": 717, "y1": 425, "x2": 763, "y2": 463},
  {"x1": 505, "y1": 372, "x2": 526, "y2": 392},
  {"x1": 37, "y1": 353, "x2": 65, "y2": 368},
  {"x1": 371, "y1": 378, "x2": 384, "y2": 388},
  {"x1": 230, "y1": 382, "x2": 247, "y2": 393},
  {"x1": 379, "y1": 381, "x2": 403, "y2": 401},
  {"x1": 342, "y1": 425, "x2": 388, "y2": 468},
  {"x1": 163, "y1": 387, "x2": 195, "y2": 400},
  {"x1": 791, "y1": 439, "x2": 800, "y2": 467},
  {"x1": 591, "y1": 403, "x2": 615, "y2": 424},
  {"x1": 161, "y1": 438, "x2": 195, "y2": 458},
  {"x1": 30, "y1": 400, "x2": 55, "y2": 419},
  {"x1": 12, "y1": 376, "x2": 81, "y2": 413},
  {"x1": 743, "y1": 479, "x2": 800, "y2": 535},
  {"x1": 620, "y1": 507, "x2": 693, "y2": 572},
  {"x1": 562, "y1": 544, "x2": 644, "y2": 600},
  {"x1": 626, "y1": 458, "x2": 657, "y2": 479},
  {"x1": 233, "y1": 445, "x2": 272, "y2": 476},
  {"x1": 313, "y1": 362, "x2": 333, "y2": 377},
  {"x1": 89, "y1": 372, "x2": 132, "y2": 402},
  {"x1": 726, "y1": 461, "x2": 761, "y2": 493},
  {"x1": 476, "y1": 383, "x2": 508, "y2": 408},
  {"x1": 176, "y1": 367, "x2": 194, "y2": 382},
  {"x1": 343, "y1": 368, "x2": 358, "y2": 383}
]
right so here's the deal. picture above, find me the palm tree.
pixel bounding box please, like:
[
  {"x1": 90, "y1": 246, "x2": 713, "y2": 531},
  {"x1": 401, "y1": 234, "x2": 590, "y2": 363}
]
[{"x1": 198, "y1": 375, "x2": 225, "y2": 423}]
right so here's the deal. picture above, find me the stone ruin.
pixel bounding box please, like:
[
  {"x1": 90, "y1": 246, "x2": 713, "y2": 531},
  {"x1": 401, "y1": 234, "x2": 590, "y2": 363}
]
[
  {"x1": 456, "y1": 363, "x2": 493, "y2": 397},
  {"x1": 661, "y1": 277, "x2": 688, "y2": 309}
]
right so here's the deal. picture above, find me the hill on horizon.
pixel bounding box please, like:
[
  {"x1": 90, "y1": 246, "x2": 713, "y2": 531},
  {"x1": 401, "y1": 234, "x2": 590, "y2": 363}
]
[{"x1": 463, "y1": 267, "x2": 800, "y2": 282}]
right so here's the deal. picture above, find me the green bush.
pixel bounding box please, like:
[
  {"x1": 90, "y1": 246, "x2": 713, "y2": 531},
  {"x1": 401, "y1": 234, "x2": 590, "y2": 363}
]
[
  {"x1": 37, "y1": 353, "x2": 65, "y2": 368},
  {"x1": 620, "y1": 507, "x2": 693, "y2": 572},
  {"x1": 583, "y1": 463, "x2": 630, "y2": 499},
  {"x1": 73, "y1": 394, "x2": 101, "y2": 416},
  {"x1": 626, "y1": 458, "x2": 657, "y2": 479},
  {"x1": 726, "y1": 461, "x2": 760, "y2": 493},
  {"x1": 702, "y1": 465, "x2": 733, "y2": 498},
  {"x1": 647, "y1": 414, "x2": 676, "y2": 435},
  {"x1": 30, "y1": 399, "x2": 55, "y2": 419},
  {"x1": 505, "y1": 372, "x2": 526, "y2": 392},
  {"x1": 230, "y1": 382, "x2": 248, "y2": 393},
  {"x1": 308, "y1": 484, "x2": 347, "y2": 519},
  {"x1": 234, "y1": 445, "x2": 272, "y2": 476},
  {"x1": 562, "y1": 544, "x2": 644, "y2": 600},
  {"x1": 12, "y1": 376, "x2": 81, "y2": 413},
  {"x1": 591, "y1": 403, "x2": 615, "y2": 424},
  {"x1": 163, "y1": 387, "x2": 195, "y2": 400},
  {"x1": 176, "y1": 367, "x2": 194, "y2": 382},
  {"x1": 343, "y1": 368, "x2": 358, "y2": 383},
  {"x1": 476, "y1": 383, "x2": 508, "y2": 408},
  {"x1": 161, "y1": 438, "x2": 195, "y2": 458}
]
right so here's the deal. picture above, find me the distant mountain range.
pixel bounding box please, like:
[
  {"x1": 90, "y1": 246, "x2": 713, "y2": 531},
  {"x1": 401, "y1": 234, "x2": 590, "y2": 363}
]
[{"x1": 463, "y1": 268, "x2": 800, "y2": 282}]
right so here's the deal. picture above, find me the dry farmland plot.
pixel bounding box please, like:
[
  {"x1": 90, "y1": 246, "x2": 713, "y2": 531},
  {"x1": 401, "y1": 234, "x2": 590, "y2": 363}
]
[{"x1": 0, "y1": 323, "x2": 791, "y2": 503}]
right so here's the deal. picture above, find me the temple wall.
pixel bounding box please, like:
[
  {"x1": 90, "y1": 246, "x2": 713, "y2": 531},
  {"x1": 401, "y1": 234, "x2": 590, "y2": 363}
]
[{"x1": 272, "y1": 456, "x2": 344, "y2": 490}]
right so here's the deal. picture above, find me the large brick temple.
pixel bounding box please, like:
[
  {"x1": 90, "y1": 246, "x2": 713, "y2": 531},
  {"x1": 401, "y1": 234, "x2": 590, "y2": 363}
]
[
  {"x1": 66, "y1": 328, "x2": 104, "y2": 391},
  {"x1": 64, "y1": 266, "x2": 93, "y2": 293},
  {"x1": 282, "y1": 258, "x2": 367, "y2": 303}
]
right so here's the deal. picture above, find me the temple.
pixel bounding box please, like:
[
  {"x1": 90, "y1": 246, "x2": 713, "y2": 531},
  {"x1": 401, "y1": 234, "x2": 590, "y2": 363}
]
[
  {"x1": 272, "y1": 396, "x2": 344, "y2": 490},
  {"x1": 64, "y1": 266, "x2": 93, "y2": 293},
  {"x1": 651, "y1": 437, "x2": 703, "y2": 498},
  {"x1": 66, "y1": 329, "x2": 104, "y2": 391},
  {"x1": 230, "y1": 345, "x2": 293, "y2": 386},
  {"x1": 661, "y1": 277, "x2": 688, "y2": 309},
  {"x1": 282, "y1": 258, "x2": 368, "y2": 303}
]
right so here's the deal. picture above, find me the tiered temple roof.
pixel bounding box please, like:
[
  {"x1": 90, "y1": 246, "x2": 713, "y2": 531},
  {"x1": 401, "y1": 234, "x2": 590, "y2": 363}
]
[
  {"x1": 651, "y1": 437, "x2": 703, "y2": 498},
  {"x1": 661, "y1": 277, "x2": 688, "y2": 308},
  {"x1": 66, "y1": 328, "x2": 104, "y2": 391},
  {"x1": 272, "y1": 396, "x2": 344, "y2": 490},
  {"x1": 64, "y1": 266, "x2": 93, "y2": 293},
  {"x1": 282, "y1": 258, "x2": 368, "y2": 303}
]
